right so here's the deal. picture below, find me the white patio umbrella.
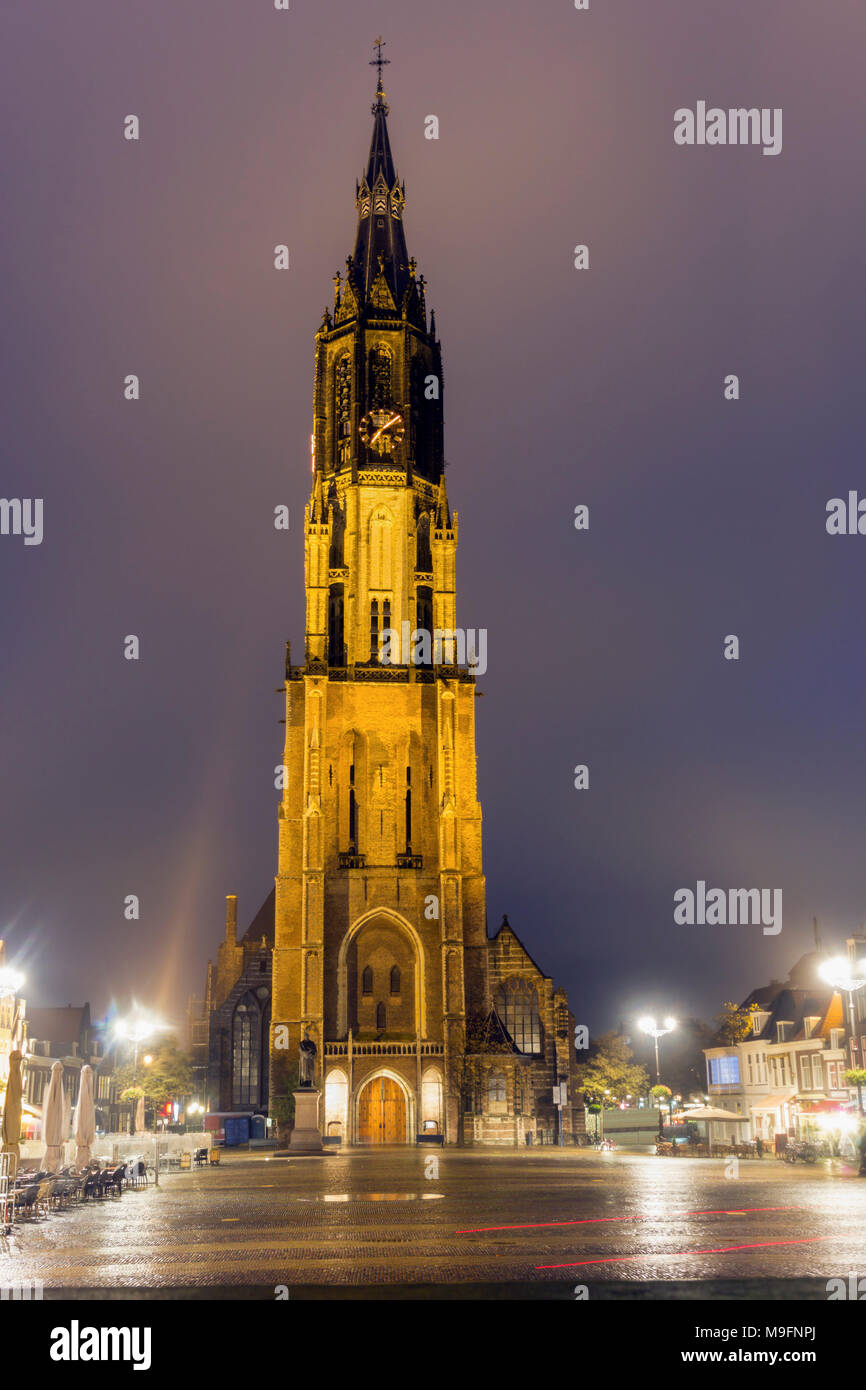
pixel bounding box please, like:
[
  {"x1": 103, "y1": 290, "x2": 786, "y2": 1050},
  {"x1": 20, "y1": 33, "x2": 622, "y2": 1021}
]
[
  {"x1": 41, "y1": 1060, "x2": 66, "y2": 1173},
  {"x1": 683, "y1": 1106, "x2": 750, "y2": 1122},
  {"x1": 73, "y1": 1064, "x2": 96, "y2": 1168},
  {"x1": 1, "y1": 1049, "x2": 24, "y2": 1162}
]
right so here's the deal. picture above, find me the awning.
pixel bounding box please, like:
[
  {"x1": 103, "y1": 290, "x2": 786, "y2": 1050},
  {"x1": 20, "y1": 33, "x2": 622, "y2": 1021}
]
[
  {"x1": 748, "y1": 1095, "x2": 792, "y2": 1111},
  {"x1": 799, "y1": 1099, "x2": 850, "y2": 1114},
  {"x1": 682, "y1": 1106, "x2": 750, "y2": 1122}
]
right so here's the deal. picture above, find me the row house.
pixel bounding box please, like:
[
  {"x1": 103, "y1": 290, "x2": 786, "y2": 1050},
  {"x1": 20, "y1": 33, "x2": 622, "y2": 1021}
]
[
  {"x1": 23, "y1": 1004, "x2": 120, "y2": 1135},
  {"x1": 704, "y1": 949, "x2": 854, "y2": 1145}
]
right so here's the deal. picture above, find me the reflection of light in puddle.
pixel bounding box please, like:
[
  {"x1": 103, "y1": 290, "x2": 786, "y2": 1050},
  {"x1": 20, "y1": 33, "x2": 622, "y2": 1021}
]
[
  {"x1": 421, "y1": 1193, "x2": 444, "y2": 1200},
  {"x1": 323, "y1": 1194, "x2": 350, "y2": 1202}
]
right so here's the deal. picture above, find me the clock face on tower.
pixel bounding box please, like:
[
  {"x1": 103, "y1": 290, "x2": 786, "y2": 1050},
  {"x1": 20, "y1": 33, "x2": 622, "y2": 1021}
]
[{"x1": 359, "y1": 407, "x2": 405, "y2": 456}]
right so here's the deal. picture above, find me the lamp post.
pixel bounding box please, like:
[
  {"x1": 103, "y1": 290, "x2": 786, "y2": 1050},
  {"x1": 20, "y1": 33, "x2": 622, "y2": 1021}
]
[
  {"x1": 0, "y1": 966, "x2": 25, "y2": 1084},
  {"x1": 820, "y1": 957, "x2": 866, "y2": 1115},
  {"x1": 638, "y1": 1015, "x2": 677, "y2": 1082},
  {"x1": 115, "y1": 1015, "x2": 158, "y2": 1135},
  {"x1": 115, "y1": 1018, "x2": 155, "y2": 1086}
]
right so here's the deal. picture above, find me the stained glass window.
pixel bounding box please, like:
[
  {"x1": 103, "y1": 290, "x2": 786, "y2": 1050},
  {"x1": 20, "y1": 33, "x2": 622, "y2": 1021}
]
[{"x1": 496, "y1": 978, "x2": 542, "y2": 1055}]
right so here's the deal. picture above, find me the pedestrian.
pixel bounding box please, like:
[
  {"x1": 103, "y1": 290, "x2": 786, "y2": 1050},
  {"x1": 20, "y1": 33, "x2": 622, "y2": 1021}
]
[
  {"x1": 755, "y1": 1136, "x2": 764, "y2": 1159},
  {"x1": 858, "y1": 1125, "x2": 866, "y2": 1177}
]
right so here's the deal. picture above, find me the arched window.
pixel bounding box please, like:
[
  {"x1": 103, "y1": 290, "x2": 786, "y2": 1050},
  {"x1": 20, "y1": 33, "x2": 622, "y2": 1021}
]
[
  {"x1": 410, "y1": 355, "x2": 436, "y2": 477},
  {"x1": 390, "y1": 965, "x2": 401, "y2": 996},
  {"x1": 376, "y1": 1002, "x2": 386, "y2": 1031},
  {"x1": 488, "y1": 1071, "x2": 506, "y2": 1105},
  {"x1": 232, "y1": 994, "x2": 262, "y2": 1106},
  {"x1": 368, "y1": 346, "x2": 391, "y2": 408},
  {"x1": 328, "y1": 583, "x2": 345, "y2": 666},
  {"x1": 496, "y1": 978, "x2": 542, "y2": 1055},
  {"x1": 362, "y1": 966, "x2": 373, "y2": 996},
  {"x1": 329, "y1": 504, "x2": 345, "y2": 568},
  {"x1": 348, "y1": 762, "x2": 357, "y2": 852},
  {"x1": 416, "y1": 587, "x2": 433, "y2": 667},
  {"x1": 416, "y1": 513, "x2": 432, "y2": 572}
]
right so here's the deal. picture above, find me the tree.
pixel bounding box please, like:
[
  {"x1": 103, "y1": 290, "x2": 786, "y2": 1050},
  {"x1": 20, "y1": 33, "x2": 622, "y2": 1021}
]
[
  {"x1": 713, "y1": 1001, "x2": 760, "y2": 1046},
  {"x1": 113, "y1": 1036, "x2": 194, "y2": 1109},
  {"x1": 650, "y1": 1083, "x2": 673, "y2": 1139},
  {"x1": 844, "y1": 1067, "x2": 866, "y2": 1116},
  {"x1": 574, "y1": 1032, "x2": 649, "y2": 1108}
]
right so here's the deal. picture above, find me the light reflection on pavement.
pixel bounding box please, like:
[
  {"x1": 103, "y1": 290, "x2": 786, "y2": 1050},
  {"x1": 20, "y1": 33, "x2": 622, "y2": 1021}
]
[{"x1": 1, "y1": 1149, "x2": 863, "y2": 1297}]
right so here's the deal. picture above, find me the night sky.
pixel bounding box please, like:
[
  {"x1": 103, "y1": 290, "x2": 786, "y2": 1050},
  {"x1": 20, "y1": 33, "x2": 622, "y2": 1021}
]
[{"x1": 3, "y1": 2, "x2": 866, "y2": 1040}]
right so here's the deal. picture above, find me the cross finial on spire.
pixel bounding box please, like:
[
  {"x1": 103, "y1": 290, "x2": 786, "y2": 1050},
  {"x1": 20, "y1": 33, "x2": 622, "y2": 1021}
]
[{"x1": 370, "y1": 36, "x2": 390, "y2": 107}]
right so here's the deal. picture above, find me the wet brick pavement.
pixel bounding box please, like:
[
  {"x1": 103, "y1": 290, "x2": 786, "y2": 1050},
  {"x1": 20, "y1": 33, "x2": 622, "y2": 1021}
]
[{"x1": 2, "y1": 1148, "x2": 864, "y2": 1298}]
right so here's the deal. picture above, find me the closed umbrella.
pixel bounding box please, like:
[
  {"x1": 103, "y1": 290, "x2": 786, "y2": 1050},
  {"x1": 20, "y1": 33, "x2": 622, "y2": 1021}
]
[
  {"x1": 73, "y1": 1064, "x2": 96, "y2": 1168},
  {"x1": 1, "y1": 1049, "x2": 24, "y2": 1162},
  {"x1": 63, "y1": 1086, "x2": 73, "y2": 1166},
  {"x1": 135, "y1": 1093, "x2": 145, "y2": 1134},
  {"x1": 42, "y1": 1060, "x2": 65, "y2": 1173}
]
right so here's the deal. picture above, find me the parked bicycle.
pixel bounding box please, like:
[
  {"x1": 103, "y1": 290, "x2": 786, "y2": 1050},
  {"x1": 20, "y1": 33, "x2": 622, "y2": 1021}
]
[{"x1": 783, "y1": 1139, "x2": 818, "y2": 1164}]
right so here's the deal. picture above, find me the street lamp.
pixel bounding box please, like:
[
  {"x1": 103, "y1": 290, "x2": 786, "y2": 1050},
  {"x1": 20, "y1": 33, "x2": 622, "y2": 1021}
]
[
  {"x1": 114, "y1": 1017, "x2": 158, "y2": 1083},
  {"x1": 0, "y1": 966, "x2": 26, "y2": 1077},
  {"x1": 820, "y1": 956, "x2": 866, "y2": 1114},
  {"x1": 638, "y1": 1015, "x2": 677, "y2": 1082},
  {"x1": 0, "y1": 967, "x2": 24, "y2": 999}
]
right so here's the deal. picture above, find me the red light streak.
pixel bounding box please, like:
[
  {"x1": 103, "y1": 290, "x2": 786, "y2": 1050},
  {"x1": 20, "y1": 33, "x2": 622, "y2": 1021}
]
[
  {"x1": 535, "y1": 1234, "x2": 835, "y2": 1270},
  {"x1": 455, "y1": 1206, "x2": 801, "y2": 1235}
]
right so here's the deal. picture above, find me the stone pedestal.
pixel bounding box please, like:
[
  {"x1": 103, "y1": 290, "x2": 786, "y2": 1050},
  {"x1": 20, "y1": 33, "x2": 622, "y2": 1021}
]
[{"x1": 288, "y1": 1088, "x2": 324, "y2": 1153}]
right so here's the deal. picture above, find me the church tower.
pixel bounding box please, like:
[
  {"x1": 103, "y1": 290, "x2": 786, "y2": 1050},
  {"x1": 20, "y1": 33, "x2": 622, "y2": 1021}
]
[{"x1": 269, "y1": 56, "x2": 488, "y2": 1143}]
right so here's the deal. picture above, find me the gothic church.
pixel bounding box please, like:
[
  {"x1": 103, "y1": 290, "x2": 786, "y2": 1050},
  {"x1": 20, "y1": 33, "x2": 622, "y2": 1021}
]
[{"x1": 200, "y1": 59, "x2": 580, "y2": 1147}]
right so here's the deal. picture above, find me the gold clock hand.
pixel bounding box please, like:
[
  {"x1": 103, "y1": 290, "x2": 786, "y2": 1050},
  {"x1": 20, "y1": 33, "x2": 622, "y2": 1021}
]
[{"x1": 370, "y1": 414, "x2": 400, "y2": 446}]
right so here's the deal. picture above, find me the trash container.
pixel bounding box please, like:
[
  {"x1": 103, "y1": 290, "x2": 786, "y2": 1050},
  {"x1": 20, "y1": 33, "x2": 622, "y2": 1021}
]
[
  {"x1": 208, "y1": 1148, "x2": 221, "y2": 1165},
  {"x1": 180, "y1": 1151, "x2": 191, "y2": 1170}
]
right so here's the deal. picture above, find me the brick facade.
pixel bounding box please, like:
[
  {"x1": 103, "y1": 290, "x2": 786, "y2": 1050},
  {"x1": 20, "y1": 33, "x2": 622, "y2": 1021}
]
[{"x1": 199, "y1": 79, "x2": 580, "y2": 1147}]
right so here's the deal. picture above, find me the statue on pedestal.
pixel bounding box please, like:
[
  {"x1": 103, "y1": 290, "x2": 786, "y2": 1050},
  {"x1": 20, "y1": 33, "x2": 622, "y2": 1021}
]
[{"x1": 298, "y1": 1031, "x2": 317, "y2": 1089}]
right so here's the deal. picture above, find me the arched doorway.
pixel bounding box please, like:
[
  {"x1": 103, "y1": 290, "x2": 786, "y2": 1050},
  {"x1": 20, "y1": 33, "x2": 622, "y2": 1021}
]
[{"x1": 356, "y1": 1074, "x2": 407, "y2": 1144}]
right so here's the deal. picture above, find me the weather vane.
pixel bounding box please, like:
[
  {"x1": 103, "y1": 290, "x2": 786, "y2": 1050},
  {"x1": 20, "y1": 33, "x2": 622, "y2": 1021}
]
[{"x1": 370, "y1": 36, "x2": 390, "y2": 87}]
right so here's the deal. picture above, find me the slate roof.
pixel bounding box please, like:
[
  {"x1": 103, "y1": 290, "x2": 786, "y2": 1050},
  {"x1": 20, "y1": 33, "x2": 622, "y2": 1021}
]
[
  {"x1": 26, "y1": 1004, "x2": 90, "y2": 1045},
  {"x1": 351, "y1": 85, "x2": 411, "y2": 309},
  {"x1": 241, "y1": 887, "x2": 275, "y2": 947}
]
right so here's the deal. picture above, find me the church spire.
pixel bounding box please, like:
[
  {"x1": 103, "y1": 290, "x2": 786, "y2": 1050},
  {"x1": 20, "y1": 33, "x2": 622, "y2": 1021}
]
[
  {"x1": 352, "y1": 39, "x2": 409, "y2": 307},
  {"x1": 365, "y1": 37, "x2": 395, "y2": 185}
]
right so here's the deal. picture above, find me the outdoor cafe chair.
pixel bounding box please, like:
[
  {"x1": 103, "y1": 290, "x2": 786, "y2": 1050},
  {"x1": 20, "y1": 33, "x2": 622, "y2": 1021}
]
[
  {"x1": 34, "y1": 1177, "x2": 55, "y2": 1218},
  {"x1": 12, "y1": 1183, "x2": 39, "y2": 1219},
  {"x1": 102, "y1": 1165, "x2": 126, "y2": 1198},
  {"x1": 81, "y1": 1167, "x2": 104, "y2": 1201}
]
